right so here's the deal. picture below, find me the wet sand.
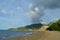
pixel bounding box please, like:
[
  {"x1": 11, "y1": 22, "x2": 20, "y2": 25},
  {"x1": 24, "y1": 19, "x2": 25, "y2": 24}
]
[{"x1": 6, "y1": 31, "x2": 60, "y2": 40}]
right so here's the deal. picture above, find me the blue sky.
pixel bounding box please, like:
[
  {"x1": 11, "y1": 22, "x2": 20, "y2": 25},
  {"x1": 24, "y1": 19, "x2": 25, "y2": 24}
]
[{"x1": 0, "y1": 0, "x2": 60, "y2": 30}]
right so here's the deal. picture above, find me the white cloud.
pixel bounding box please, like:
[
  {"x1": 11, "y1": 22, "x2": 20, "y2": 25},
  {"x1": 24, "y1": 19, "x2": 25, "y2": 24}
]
[
  {"x1": 0, "y1": 9, "x2": 7, "y2": 14},
  {"x1": 29, "y1": 3, "x2": 33, "y2": 8},
  {"x1": 23, "y1": 12, "x2": 34, "y2": 19},
  {"x1": 16, "y1": 7, "x2": 23, "y2": 10},
  {"x1": 53, "y1": 18, "x2": 60, "y2": 22},
  {"x1": 41, "y1": 21, "x2": 46, "y2": 24},
  {"x1": 35, "y1": 7, "x2": 39, "y2": 12},
  {"x1": 16, "y1": 7, "x2": 24, "y2": 13},
  {"x1": 10, "y1": 10, "x2": 15, "y2": 16}
]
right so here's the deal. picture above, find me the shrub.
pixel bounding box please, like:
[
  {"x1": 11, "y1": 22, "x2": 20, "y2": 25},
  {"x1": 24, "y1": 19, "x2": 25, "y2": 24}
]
[{"x1": 47, "y1": 20, "x2": 60, "y2": 31}]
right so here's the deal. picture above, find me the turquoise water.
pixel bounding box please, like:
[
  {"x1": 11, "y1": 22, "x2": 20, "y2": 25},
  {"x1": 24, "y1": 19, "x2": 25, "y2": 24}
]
[{"x1": 0, "y1": 30, "x2": 33, "y2": 40}]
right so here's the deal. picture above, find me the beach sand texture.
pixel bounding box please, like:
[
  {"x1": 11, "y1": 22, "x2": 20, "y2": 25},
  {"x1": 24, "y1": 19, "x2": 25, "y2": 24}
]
[{"x1": 6, "y1": 31, "x2": 60, "y2": 40}]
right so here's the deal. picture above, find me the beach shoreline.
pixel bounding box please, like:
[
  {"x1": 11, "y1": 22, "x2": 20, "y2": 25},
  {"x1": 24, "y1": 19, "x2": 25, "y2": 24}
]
[{"x1": 6, "y1": 31, "x2": 60, "y2": 40}]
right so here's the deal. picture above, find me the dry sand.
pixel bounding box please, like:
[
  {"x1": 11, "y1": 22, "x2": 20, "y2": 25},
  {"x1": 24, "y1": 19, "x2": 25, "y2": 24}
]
[
  {"x1": 6, "y1": 31, "x2": 60, "y2": 40},
  {"x1": 38, "y1": 26, "x2": 49, "y2": 31}
]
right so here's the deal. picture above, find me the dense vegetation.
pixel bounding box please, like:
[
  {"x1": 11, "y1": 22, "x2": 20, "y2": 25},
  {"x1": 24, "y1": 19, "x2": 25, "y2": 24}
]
[{"x1": 47, "y1": 20, "x2": 60, "y2": 31}]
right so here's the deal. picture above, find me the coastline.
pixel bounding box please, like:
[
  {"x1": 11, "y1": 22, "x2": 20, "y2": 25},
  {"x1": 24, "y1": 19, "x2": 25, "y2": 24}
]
[{"x1": 6, "y1": 31, "x2": 60, "y2": 40}]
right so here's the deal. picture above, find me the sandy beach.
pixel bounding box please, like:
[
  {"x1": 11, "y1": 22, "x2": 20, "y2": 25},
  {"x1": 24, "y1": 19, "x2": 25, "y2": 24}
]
[{"x1": 6, "y1": 31, "x2": 60, "y2": 40}]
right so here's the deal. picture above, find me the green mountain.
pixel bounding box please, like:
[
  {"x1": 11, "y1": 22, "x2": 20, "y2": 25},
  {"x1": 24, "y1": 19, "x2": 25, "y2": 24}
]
[{"x1": 9, "y1": 23, "x2": 43, "y2": 30}]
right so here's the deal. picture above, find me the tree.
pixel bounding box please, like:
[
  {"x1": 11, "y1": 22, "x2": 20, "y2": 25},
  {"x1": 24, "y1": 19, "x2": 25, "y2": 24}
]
[{"x1": 47, "y1": 19, "x2": 60, "y2": 31}]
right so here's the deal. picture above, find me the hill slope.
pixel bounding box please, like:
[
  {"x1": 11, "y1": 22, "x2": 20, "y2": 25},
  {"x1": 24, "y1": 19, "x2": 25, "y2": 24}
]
[{"x1": 8, "y1": 23, "x2": 43, "y2": 30}]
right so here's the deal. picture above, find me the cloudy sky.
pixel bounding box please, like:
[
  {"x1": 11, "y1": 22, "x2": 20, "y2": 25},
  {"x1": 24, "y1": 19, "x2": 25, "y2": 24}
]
[{"x1": 0, "y1": 0, "x2": 60, "y2": 29}]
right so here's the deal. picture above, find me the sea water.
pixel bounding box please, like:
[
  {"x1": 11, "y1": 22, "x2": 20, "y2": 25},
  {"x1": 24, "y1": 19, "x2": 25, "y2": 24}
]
[{"x1": 0, "y1": 30, "x2": 33, "y2": 40}]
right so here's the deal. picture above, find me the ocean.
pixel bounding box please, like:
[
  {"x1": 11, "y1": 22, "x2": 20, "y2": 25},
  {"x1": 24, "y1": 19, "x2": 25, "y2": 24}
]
[{"x1": 0, "y1": 30, "x2": 33, "y2": 40}]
